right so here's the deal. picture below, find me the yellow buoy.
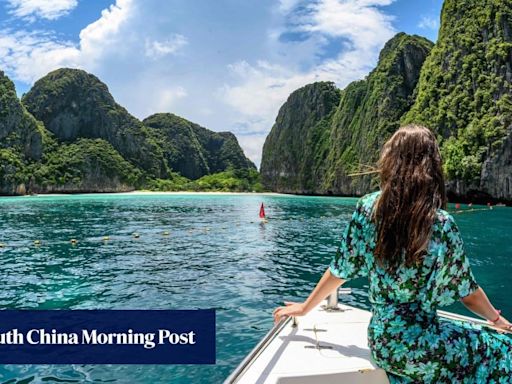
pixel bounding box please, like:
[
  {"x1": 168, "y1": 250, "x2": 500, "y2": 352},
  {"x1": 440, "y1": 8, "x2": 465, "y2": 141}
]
[
  {"x1": 70, "y1": 239, "x2": 78, "y2": 245},
  {"x1": 132, "y1": 232, "x2": 140, "y2": 238},
  {"x1": 163, "y1": 231, "x2": 170, "y2": 236},
  {"x1": 0, "y1": 243, "x2": 5, "y2": 248},
  {"x1": 103, "y1": 236, "x2": 110, "y2": 241},
  {"x1": 34, "y1": 240, "x2": 41, "y2": 246}
]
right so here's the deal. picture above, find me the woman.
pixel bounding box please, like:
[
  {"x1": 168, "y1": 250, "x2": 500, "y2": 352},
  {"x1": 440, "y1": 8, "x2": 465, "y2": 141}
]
[{"x1": 273, "y1": 125, "x2": 512, "y2": 383}]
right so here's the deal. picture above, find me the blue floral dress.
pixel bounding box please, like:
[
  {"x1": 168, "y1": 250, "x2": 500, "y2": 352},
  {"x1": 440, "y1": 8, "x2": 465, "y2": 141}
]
[{"x1": 330, "y1": 191, "x2": 512, "y2": 383}]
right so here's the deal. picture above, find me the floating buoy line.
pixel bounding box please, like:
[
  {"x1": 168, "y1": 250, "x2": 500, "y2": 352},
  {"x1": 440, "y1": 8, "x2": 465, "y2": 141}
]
[
  {"x1": 449, "y1": 207, "x2": 497, "y2": 214},
  {"x1": 0, "y1": 231, "x2": 177, "y2": 250},
  {"x1": 0, "y1": 226, "x2": 247, "y2": 250}
]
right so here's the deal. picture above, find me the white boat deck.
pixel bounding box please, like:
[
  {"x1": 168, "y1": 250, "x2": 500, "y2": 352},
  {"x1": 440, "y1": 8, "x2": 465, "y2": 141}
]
[
  {"x1": 226, "y1": 290, "x2": 510, "y2": 384},
  {"x1": 228, "y1": 300, "x2": 389, "y2": 384}
]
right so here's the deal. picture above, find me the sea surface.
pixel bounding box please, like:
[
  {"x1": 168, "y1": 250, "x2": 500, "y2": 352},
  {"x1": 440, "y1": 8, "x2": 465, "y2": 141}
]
[{"x1": 0, "y1": 193, "x2": 511, "y2": 383}]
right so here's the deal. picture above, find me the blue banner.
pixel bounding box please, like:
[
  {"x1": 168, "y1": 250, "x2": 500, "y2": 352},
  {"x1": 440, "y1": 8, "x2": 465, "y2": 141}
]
[{"x1": 0, "y1": 310, "x2": 215, "y2": 364}]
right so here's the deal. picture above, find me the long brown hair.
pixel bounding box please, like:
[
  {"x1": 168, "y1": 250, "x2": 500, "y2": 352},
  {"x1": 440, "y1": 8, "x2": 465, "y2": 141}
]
[{"x1": 372, "y1": 125, "x2": 447, "y2": 270}]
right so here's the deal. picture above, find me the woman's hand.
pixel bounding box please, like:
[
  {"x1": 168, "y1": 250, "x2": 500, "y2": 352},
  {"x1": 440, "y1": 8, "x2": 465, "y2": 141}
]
[
  {"x1": 271, "y1": 268, "x2": 344, "y2": 325},
  {"x1": 492, "y1": 315, "x2": 512, "y2": 333},
  {"x1": 273, "y1": 301, "x2": 306, "y2": 324}
]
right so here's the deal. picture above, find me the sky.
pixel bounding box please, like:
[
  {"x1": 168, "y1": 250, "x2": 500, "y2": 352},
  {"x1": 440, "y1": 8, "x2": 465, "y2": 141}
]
[{"x1": 0, "y1": 0, "x2": 443, "y2": 167}]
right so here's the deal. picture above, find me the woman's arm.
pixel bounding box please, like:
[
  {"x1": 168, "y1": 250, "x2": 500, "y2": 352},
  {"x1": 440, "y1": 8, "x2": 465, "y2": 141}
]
[
  {"x1": 461, "y1": 287, "x2": 512, "y2": 331},
  {"x1": 273, "y1": 268, "x2": 344, "y2": 323}
]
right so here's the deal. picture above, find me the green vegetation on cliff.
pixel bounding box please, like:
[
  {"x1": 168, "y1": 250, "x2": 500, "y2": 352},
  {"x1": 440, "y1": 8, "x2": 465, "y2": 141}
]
[
  {"x1": 324, "y1": 33, "x2": 433, "y2": 195},
  {"x1": 147, "y1": 168, "x2": 262, "y2": 192},
  {"x1": 0, "y1": 71, "x2": 45, "y2": 194},
  {"x1": 262, "y1": 0, "x2": 512, "y2": 202},
  {"x1": 261, "y1": 33, "x2": 433, "y2": 195},
  {"x1": 0, "y1": 69, "x2": 257, "y2": 194},
  {"x1": 144, "y1": 113, "x2": 255, "y2": 180},
  {"x1": 30, "y1": 139, "x2": 142, "y2": 193},
  {"x1": 403, "y1": 0, "x2": 512, "y2": 194},
  {"x1": 22, "y1": 68, "x2": 169, "y2": 179},
  {"x1": 260, "y1": 81, "x2": 341, "y2": 192}
]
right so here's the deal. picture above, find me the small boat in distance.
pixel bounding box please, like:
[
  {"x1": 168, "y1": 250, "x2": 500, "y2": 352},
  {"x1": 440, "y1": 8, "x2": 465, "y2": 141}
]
[
  {"x1": 225, "y1": 290, "x2": 509, "y2": 383},
  {"x1": 259, "y1": 203, "x2": 268, "y2": 223}
]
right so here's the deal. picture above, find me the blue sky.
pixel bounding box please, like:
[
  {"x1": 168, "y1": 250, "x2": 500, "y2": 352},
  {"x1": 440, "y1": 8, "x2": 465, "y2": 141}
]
[{"x1": 0, "y1": 0, "x2": 443, "y2": 166}]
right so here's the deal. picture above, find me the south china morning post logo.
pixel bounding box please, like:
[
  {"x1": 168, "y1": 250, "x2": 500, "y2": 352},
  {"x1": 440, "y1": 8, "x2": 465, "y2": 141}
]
[
  {"x1": 0, "y1": 310, "x2": 215, "y2": 364},
  {"x1": 0, "y1": 328, "x2": 197, "y2": 349}
]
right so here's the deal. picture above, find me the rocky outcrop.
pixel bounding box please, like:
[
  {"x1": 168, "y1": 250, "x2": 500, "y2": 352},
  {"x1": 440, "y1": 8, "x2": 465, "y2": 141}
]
[
  {"x1": 0, "y1": 71, "x2": 43, "y2": 161},
  {"x1": 260, "y1": 82, "x2": 341, "y2": 193},
  {"x1": 263, "y1": 0, "x2": 512, "y2": 203},
  {"x1": 261, "y1": 33, "x2": 433, "y2": 195},
  {"x1": 29, "y1": 139, "x2": 142, "y2": 194},
  {"x1": 0, "y1": 69, "x2": 256, "y2": 195},
  {"x1": 0, "y1": 71, "x2": 45, "y2": 194},
  {"x1": 22, "y1": 68, "x2": 169, "y2": 179},
  {"x1": 323, "y1": 33, "x2": 433, "y2": 196},
  {"x1": 403, "y1": 0, "x2": 512, "y2": 202},
  {"x1": 144, "y1": 113, "x2": 255, "y2": 180}
]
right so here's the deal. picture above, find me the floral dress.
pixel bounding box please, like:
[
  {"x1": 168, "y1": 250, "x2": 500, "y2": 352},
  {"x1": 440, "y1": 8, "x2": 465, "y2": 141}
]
[{"x1": 329, "y1": 191, "x2": 512, "y2": 383}]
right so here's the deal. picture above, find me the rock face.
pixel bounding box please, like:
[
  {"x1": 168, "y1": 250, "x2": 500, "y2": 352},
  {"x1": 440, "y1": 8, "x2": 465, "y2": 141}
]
[
  {"x1": 261, "y1": 33, "x2": 433, "y2": 195},
  {"x1": 144, "y1": 113, "x2": 255, "y2": 180},
  {"x1": 324, "y1": 33, "x2": 433, "y2": 195},
  {"x1": 403, "y1": 0, "x2": 512, "y2": 202},
  {"x1": 260, "y1": 82, "x2": 341, "y2": 193},
  {"x1": 0, "y1": 71, "x2": 44, "y2": 194},
  {"x1": 0, "y1": 69, "x2": 255, "y2": 195},
  {"x1": 22, "y1": 68, "x2": 168, "y2": 179},
  {"x1": 263, "y1": 0, "x2": 512, "y2": 203}
]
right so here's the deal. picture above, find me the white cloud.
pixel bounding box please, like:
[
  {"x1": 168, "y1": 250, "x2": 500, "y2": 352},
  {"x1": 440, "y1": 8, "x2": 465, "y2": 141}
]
[
  {"x1": 6, "y1": 0, "x2": 78, "y2": 21},
  {"x1": 277, "y1": 0, "x2": 301, "y2": 13},
  {"x1": 145, "y1": 35, "x2": 188, "y2": 59},
  {"x1": 78, "y1": 0, "x2": 134, "y2": 65},
  {"x1": 0, "y1": 30, "x2": 80, "y2": 83},
  {"x1": 149, "y1": 87, "x2": 188, "y2": 116},
  {"x1": 0, "y1": 0, "x2": 398, "y2": 167},
  {"x1": 300, "y1": 0, "x2": 395, "y2": 48},
  {"x1": 0, "y1": 0, "x2": 136, "y2": 83},
  {"x1": 418, "y1": 15, "x2": 438, "y2": 30},
  {"x1": 237, "y1": 134, "x2": 269, "y2": 166},
  {"x1": 0, "y1": 0, "x2": 187, "y2": 81},
  {"x1": 219, "y1": 0, "x2": 396, "y2": 165}
]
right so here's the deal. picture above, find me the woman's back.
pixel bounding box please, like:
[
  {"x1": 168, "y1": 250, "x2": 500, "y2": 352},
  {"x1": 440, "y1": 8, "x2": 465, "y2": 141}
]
[
  {"x1": 332, "y1": 191, "x2": 478, "y2": 309},
  {"x1": 274, "y1": 125, "x2": 512, "y2": 383},
  {"x1": 330, "y1": 191, "x2": 512, "y2": 383}
]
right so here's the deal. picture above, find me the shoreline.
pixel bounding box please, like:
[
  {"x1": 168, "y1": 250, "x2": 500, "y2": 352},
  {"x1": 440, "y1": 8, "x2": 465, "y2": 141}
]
[
  {"x1": 2, "y1": 190, "x2": 290, "y2": 198},
  {"x1": 120, "y1": 190, "x2": 288, "y2": 196}
]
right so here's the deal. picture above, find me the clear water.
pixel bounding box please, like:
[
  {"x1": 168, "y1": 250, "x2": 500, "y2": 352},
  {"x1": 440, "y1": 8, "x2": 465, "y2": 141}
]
[{"x1": 0, "y1": 193, "x2": 510, "y2": 383}]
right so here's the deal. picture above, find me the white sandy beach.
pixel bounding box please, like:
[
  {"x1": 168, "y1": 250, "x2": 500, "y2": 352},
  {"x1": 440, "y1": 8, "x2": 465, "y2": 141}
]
[
  {"x1": 6, "y1": 191, "x2": 290, "y2": 198},
  {"x1": 121, "y1": 190, "x2": 288, "y2": 196}
]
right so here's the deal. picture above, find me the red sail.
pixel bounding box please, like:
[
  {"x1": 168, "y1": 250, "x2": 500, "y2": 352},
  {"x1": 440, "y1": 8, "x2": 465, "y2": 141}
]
[{"x1": 259, "y1": 203, "x2": 266, "y2": 219}]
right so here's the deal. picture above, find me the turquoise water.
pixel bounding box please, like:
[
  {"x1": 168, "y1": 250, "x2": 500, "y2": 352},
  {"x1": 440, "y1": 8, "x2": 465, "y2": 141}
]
[{"x1": 0, "y1": 193, "x2": 511, "y2": 383}]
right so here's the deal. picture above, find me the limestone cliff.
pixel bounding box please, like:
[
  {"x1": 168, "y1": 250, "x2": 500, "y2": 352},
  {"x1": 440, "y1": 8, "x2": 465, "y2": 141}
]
[
  {"x1": 261, "y1": 33, "x2": 433, "y2": 195},
  {"x1": 0, "y1": 69, "x2": 257, "y2": 194},
  {"x1": 403, "y1": 0, "x2": 512, "y2": 202},
  {"x1": 0, "y1": 71, "x2": 45, "y2": 194},
  {"x1": 144, "y1": 113, "x2": 255, "y2": 180},
  {"x1": 22, "y1": 68, "x2": 168, "y2": 179}
]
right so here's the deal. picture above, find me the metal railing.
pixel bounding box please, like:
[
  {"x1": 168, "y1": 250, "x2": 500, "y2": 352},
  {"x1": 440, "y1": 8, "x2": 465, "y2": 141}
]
[
  {"x1": 223, "y1": 315, "x2": 291, "y2": 384},
  {"x1": 326, "y1": 287, "x2": 352, "y2": 309},
  {"x1": 437, "y1": 310, "x2": 512, "y2": 334}
]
